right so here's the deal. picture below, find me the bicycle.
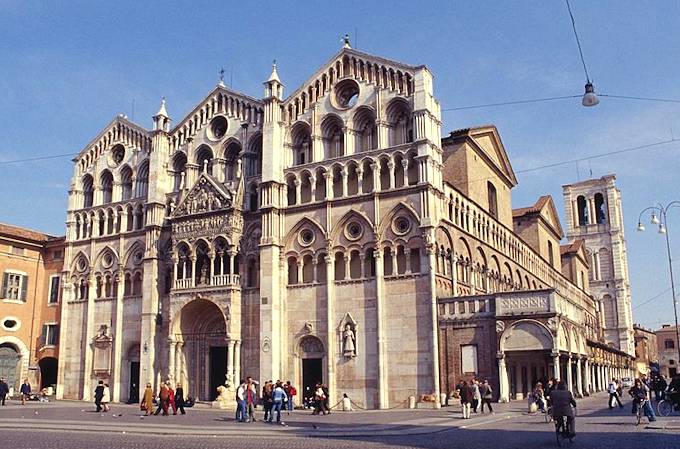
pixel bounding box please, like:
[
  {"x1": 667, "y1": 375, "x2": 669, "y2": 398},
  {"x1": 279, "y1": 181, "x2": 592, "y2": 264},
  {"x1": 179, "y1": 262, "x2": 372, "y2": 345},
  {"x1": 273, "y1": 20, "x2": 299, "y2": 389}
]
[
  {"x1": 657, "y1": 392, "x2": 677, "y2": 417},
  {"x1": 554, "y1": 414, "x2": 574, "y2": 446},
  {"x1": 544, "y1": 405, "x2": 553, "y2": 423},
  {"x1": 636, "y1": 399, "x2": 647, "y2": 426}
]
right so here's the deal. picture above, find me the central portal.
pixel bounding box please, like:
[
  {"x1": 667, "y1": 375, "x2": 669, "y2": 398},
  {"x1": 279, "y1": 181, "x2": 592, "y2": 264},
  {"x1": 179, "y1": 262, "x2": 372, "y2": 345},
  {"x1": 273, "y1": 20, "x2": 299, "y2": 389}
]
[
  {"x1": 302, "y1": 358, "x2": 322, "y2": 404},
  {"x1": 209, "y1": 346, "x2": 227, "y2": 401}
]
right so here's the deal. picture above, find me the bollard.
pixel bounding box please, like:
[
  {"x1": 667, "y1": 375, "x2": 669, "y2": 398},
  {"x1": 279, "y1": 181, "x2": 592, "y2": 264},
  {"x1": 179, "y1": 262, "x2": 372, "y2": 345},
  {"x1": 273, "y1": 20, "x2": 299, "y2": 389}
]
[{"x1": 408, "y1": 395, "x2": 416, "y2": 409}]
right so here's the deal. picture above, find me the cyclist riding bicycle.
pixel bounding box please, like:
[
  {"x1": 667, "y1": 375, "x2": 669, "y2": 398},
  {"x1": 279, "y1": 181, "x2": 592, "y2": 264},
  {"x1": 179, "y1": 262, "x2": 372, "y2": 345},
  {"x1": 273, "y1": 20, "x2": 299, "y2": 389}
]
[
  {"x1": 550, "y1": 381, "x2": 576, "y2": 438},
  {"x1": 628, "y1": 378, "x2": 657, "y2": 422}
]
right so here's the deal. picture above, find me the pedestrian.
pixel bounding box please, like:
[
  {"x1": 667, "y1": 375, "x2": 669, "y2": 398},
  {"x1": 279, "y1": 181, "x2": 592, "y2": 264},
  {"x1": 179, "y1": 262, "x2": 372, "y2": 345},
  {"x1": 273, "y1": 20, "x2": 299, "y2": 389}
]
[
  {"x1": 167, "y1": 382, "x2": 177, "y2": 415},
  {"x1": 533, "y1": 382, "x2": 546, "y2": 412},
  {"x1": 235, "y1": 380, "x2": 246, "y2": 422},
  {"x1": 458, "y1": 381, "x2": 472, "y2": 419},
  {"x1": 94, "y1": 380, "x2": 104, "y2": 412},
  {"x1": 322, "y1": 384, "x2": 331, "y2": 414},
  {"x1": 312, "y1": 383, "x2": 328, "y2": 415},
  {"x1": 471, "y1": 379, "x2": 481, "y2": 413},
  {"x1": 245, "y1": 377, "x2": 259, "y2": 422},
  {"x1": 20, "y1": 379, "x2": 31, "y2": 405},
  {"x1": 155, "y1": 383, "x2": 169, "y2": 416},
  {"x1": 285, "y1": 381, "x2": 297, "y2": 411},
  {"x1": 654, "y1": 375, "x2": 668, "y2": 402},
  {"x1": 342, "y1": 393, "x2": 353, "y2": 411},
  {"x1": 262, "y1": 381, "x2": 273, "y2": 421},
  {"x1": 141, "y1": 383, "x2": 154, "y2": 416},
  {"x1": 607, "y1": 379, "x2": 623, "y2": 409},
  {"x1": 269, "y1": 381, "x2": 287, "y2": 424},
  {"x1": 479, "y1": 379, "x2": 494, "y2": 414},
  {"x1": 101, "y1": 383, "x2": 111, "y2": 412},
  {"x1": 0, "y1": 377, "x2": 9, "y2": 406},
  {"x1": 175, "y1": 383, "x2": 186, "y2": 415},
  {"x1": 629, "y1": 378, "x2": 656, "y2": 422}
]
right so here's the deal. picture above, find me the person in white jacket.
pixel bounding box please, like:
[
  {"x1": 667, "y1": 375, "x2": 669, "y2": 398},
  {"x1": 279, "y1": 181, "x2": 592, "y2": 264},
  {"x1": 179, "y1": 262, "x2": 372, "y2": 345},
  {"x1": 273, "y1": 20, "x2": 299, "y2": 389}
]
[{"x1": 101, "y1": 383, "x2": 111, "y2": 412}]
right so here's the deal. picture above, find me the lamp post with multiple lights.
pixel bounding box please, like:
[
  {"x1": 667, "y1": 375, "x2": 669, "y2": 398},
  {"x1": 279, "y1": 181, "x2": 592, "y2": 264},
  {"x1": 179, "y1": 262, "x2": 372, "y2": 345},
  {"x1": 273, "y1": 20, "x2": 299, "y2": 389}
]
[{"x1": 637, "y1": 202, "x2": 680, "y2": 363}]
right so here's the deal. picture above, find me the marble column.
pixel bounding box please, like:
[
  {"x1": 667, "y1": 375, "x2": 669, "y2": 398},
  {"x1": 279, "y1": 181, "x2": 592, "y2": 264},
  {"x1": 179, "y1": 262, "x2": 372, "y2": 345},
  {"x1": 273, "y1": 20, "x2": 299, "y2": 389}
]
[
  {"x1": 227, "y1": 339, "x2": 235, "y2": 388},
  {"x1": 168, "y1": 339, "x2": 177, "y2": 383},
  {"x1": 498, "y1": 354, "x2": 509, "y2": 402},
  {"x1": 575, "y1": 357, "x2": 583, "y2": 397},
  {"x1": 566, "y1": 356, "x2": 573, "y2": 392},
  {"x1": 552, "y1": 352, "x2": 561, "y2": 381}
]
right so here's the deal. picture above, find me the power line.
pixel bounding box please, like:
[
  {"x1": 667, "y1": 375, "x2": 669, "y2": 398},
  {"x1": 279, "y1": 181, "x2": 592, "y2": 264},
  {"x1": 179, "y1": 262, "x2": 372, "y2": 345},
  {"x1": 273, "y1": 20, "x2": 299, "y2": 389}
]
[
  {"x1": 442, "y1": 95, "x2": 580, "y2": 111},
  {"x1": 633, "y1": 286, "x2": 675, "y2": 311},
  {"x1": 0, "y1": 153, "x2": 77, "y2": 166},
  {"x1": 600, "y1": 94, "x2": 680, "y2": 104}
]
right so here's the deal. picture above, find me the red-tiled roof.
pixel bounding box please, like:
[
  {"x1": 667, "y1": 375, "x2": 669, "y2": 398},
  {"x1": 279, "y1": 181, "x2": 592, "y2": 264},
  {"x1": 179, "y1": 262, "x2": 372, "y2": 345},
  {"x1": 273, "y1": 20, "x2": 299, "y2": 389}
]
[
  {"x1": 560, "y1": 239, "x2": 585, "y2": 255},
  {"x1": 0, "y1": 222, "x2": 62, "y2": 243},
  {"x1": 512, "y1": 195, "x2": 551, "y2": 218}
]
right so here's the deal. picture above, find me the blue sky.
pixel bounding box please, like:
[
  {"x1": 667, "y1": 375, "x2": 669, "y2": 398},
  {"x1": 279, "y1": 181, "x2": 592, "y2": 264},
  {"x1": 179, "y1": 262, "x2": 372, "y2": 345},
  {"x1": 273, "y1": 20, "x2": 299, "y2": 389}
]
[{"x1": 1, "y1": 1, "x2": 679, "y2": 330}]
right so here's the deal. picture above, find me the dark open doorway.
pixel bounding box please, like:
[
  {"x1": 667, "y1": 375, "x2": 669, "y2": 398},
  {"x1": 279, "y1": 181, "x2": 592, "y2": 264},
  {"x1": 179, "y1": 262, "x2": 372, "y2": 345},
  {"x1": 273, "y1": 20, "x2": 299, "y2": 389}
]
[
  {"x1": 38, "y1": 357, "x2": 58, "y2": 390},
  {"x1": 209, "y1": 346, "x2": 227, "y2": 401},
  {"x1": 128, "y1": 361, "x2": 140, "y2": 403},
  {"x1": 302, "y1": 358, "x2": 323, "y2": 404}
]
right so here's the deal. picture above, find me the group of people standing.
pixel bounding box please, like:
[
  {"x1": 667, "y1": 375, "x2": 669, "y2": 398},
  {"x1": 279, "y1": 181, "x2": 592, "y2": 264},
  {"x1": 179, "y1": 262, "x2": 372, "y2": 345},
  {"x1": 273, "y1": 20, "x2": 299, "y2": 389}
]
[
  {"x1": 452, "y1": 379, "x2": 493, "y2": 419},
  {"x1": 0, "y1": 378, "x2": 33, "y2": 406},
  {"x1": 140, "y1": 381, "x2": 187, "y2": 416},
  {"x1": 235, "y1": 377, "x2": 298, "y2": 424}
]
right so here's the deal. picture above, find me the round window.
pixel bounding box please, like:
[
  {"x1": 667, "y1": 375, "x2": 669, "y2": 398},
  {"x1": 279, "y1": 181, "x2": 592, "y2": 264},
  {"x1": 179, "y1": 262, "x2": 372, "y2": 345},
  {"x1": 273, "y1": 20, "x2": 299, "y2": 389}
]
[
  {"x1": 102, "y1": 252, "x2": 114, "y2": 269},
  {"x1": 333, "y1": 79, "x2": 360, "y2": 110},
  {"x1": 3, "y1": 319, "x2": 16, "y2": 329},
  {"x1": 76, "y1": 257, "x2": 88, "y2": 272},
  {"x1": 393, "y1": 216, "x2": 411, "y2": 235},
  {"x1": 209, "y1": 116, "x2": 228, "y2": 140},
  {"x1": 1, "y1": 317, "x2": 20, "y2": 331},
  {"x1": 133, "y1": 250, "x2": 144, "y2": 265},
  {"x1": 345, "y1": 221, "x2": 363, "y2": 241},
  {"x1": 110, "y1": 145, "x2": 125, "y2": 166},
  {"x1": 298, "y1": 228, "x2": 315, "y2": 246}
]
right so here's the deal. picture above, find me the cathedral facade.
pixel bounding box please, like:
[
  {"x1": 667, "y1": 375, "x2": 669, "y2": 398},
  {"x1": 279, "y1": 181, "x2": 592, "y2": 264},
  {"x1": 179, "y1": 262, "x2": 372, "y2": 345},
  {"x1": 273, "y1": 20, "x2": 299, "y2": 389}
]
[{"x1": 56, "y1": 41, "x2": 633, "y2": 408}]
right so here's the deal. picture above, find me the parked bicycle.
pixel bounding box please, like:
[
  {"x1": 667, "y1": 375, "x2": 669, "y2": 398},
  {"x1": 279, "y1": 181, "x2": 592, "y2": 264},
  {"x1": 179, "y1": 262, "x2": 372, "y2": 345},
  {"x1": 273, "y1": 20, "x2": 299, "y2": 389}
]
[{"x1": 657, "y1": 391, "x2": 679, "y2": 417}]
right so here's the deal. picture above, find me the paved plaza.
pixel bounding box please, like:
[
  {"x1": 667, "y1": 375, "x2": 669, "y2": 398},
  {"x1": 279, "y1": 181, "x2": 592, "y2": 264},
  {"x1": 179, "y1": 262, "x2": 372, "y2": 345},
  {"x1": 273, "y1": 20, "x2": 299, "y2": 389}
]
[{"x1": 0, "y1": 393, "x2": 678, "y2": 448}]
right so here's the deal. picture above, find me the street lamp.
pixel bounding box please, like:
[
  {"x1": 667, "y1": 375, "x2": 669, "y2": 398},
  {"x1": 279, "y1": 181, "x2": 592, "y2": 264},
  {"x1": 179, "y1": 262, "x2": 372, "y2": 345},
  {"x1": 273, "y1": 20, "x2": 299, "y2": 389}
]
[{"x1": 638, "y1": 202, "x2": 680, "y2": 364}]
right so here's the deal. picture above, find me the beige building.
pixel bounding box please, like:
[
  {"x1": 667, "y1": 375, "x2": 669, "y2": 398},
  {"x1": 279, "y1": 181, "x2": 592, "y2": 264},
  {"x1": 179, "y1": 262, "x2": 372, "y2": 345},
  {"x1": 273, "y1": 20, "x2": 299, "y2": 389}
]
[
  {"x1": 56, "y1": 40, "x2": 633, "y2": 407},
  {"x1": 0, "y1": 223, "x2": 65, "y2": 395},
  {"x1": 633, "y1": 324, "x2": 658, "y2": 376},
  {"x1": 656, "y1": 324, "x2": 680, "y2": 378}
]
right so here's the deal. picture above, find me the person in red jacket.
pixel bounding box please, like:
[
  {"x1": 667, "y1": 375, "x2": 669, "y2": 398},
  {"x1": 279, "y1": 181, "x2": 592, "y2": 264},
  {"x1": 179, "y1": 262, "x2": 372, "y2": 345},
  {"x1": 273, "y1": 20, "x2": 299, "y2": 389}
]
[
  {"x1": 167, "y1": 382, "x2": 177, "y2": 415},
  {"x1": 285, "y1": 381, "x2": 297, "y2": 411}
]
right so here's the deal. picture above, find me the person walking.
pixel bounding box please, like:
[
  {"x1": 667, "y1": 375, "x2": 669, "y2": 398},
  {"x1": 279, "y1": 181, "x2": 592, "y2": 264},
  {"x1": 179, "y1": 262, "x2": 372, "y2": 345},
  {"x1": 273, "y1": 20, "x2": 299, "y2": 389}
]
[
  {"x1": 0, "y1": 377, "x2": 9, "y2": 406},
  {"x1": 312, "y1": 383, "x2": 328, "y2": 415},
  {"x1": 141, "y1": 383, "x2": 154, "y2": 416},
  {"x1": 269, "y1": 381, "x2": 288, "y2": 425},
  {"x1": 235, "y1": 380, "x2": 246, "y2": 422},
  {"x1": 654, "y1": 375, "x2": 668, "y2": 402},
  {"x1": 94, "y1": 380, "x2": 104, "y2": 412},
  {"x1": 20, "y1": 379, "x2": 31, "y2": 405},
  {"x1": 458, "y1": 380, "x2": 472, "y2": 419},
  {"x1": 607, "y1": 379, "x2": 623, "y2": 409},
  {"x1": 175, "y1": 383, "x2": 186, "y2": 415},
  {"x1": 167, "y1": 382, "x2": 177, "y2": 415},
  {"x1": 471, "y1": 379, "x2": 481, "y2": 413},
  {"x1": 322, "y1": 384, "x2": 331, "y2": 414},
  {"x1": 101, "y1": 383, "x2": 111, "y2": 412},
  {"x1": 154, "y1": 383, "x2": 169, "y2": 416},
  {"x1": 479, "y1": 379, "x2": 494, "y2": 414}
]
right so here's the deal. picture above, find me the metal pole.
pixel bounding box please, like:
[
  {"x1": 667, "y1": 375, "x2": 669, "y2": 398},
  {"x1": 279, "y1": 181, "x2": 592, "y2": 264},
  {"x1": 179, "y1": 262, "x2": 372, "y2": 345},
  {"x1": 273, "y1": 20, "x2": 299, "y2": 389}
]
[{"x1": 662, "y1": 209, "x2": 680, "y2": 363}]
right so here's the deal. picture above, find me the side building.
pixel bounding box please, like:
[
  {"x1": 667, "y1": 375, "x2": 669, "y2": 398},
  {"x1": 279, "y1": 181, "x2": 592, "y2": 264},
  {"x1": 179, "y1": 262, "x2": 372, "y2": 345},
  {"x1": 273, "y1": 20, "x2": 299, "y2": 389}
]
[
  {"x1": 633, "y1": 324, "x2": 658, "y2": 376},
  {"x1": 0, "y1": 223, "x2": 65, "y2": 396},
  {"x1": 656, "y1": 324, "x2": 680, "y2": 378}
]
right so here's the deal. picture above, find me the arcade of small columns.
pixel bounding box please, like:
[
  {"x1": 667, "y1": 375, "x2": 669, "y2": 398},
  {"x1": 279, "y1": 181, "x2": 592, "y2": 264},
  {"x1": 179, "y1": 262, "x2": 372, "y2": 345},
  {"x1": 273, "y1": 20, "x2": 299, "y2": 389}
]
[
  {"x1": 166, "y1": 336, "x2": 243, "y2": 396},
  {"x1": 284, "y1": 149, "x2": 420, "y2": 206},
  {"x1": 498, "y1": 349, "x2": 632, "y2": 401},
  {"x1": 173, "y1": 240, "x2": 241, "y2": 289},
  {"x1": 72, "y1": 202, "x2": 146, "y2": 240}
]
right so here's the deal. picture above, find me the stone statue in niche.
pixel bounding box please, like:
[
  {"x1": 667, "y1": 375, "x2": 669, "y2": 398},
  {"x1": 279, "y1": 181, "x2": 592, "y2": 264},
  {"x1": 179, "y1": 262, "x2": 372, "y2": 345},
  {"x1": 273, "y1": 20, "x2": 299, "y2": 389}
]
[
  {"x1": 200, "y1": 264, "x2": 208, "y2": 285},
  {"x1": 342, "y1": 324, "x2": 356, "y2": 358}
]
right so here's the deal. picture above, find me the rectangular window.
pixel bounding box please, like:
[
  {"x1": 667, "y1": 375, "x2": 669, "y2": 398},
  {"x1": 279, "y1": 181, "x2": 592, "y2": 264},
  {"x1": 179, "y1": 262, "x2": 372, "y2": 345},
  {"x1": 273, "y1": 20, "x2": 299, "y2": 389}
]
[
  {"x1": 10, "y1": 245, "x2": 25, "y2": 256},
  {"x1": 51, "y1": 250, "x2": 64, "y2": 260},
  {"x1": 48, "y1": 275, "x2": 60, "y2": 304},
  {"x1": 42, "y1": 324, "x2": 59, "y2": 346},
  {"x1": 461, "y1": 344, "x2": 478, "y2": 375},
  {"x1": 2, "y1": 272, "x2": 28, "y2": 301}
]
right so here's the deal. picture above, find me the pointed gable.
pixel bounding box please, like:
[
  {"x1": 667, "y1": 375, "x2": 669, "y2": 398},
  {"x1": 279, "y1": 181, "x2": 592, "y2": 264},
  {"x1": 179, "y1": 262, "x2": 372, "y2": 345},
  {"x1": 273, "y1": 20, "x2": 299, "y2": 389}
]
[
  {"x1": 512, "y1": 195, "x2": 564, "y2": 239},
  {"x1": 172, "y1": 172, "x2": 234, "y2": 218},
  {"x1": 446, "y1": 125, "x2": 518, "y2": 188}
]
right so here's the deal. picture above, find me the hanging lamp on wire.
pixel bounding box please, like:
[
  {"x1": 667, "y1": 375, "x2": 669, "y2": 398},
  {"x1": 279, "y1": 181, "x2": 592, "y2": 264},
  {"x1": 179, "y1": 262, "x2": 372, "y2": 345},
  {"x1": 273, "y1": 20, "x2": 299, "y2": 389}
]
[{"x1": 566, "y1": 0, "x2": 599, "y2": 107}]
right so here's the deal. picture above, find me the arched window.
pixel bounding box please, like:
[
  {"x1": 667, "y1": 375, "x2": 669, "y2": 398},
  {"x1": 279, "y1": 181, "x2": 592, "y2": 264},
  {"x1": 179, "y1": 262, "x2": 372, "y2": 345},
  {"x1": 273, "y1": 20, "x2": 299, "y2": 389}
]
[
  {"x1": 224, "y1": 141, "x2": 241, "y2": 181},
  {"x1": 82, "y1": 175, "x2": 94, "y2": 208},
  {"x1": 245, "y1": 135, "x2": 262, "y2": 177},
  {"x1": 386, "y1": 99, "x2": 413, "y2": 146},
  {"x1": 135, "y1": 162, "x2": 149, "y2": 199},
  {"x1": 195, "y1": 145, "x2": 214, "y2": 175},
  {"x1": 487, "y1": 181, "x2": 498, "y2": 219},
  {"x1": 353, "y1": 107, "x2": 377, "y2": 152},
  {"x1": 577, "y1": 195, "x2": 589, "y2": 226},
  {"x1": 291, "y1": 123, "x2": 311, "y2": 166},
  {"x1": 120, "y1": 165, "x2": 133, "y2": 200},
  {"x1": 594, "y1": 193, "x2": 607, "y2": 224},
  {"x1": 248, "y1": 184, "x2": 259, "y2": 211},
  {"x1": 100, "y1": 170, "x2": 113, "y2": 204},
  {"x1": 548, "y1": 240, "x2": 554, "y2": 267},
  {"x1": 172, "y1": 153, "x2": 187, "y2": 191},
  {"x1": 287, "y1": 256, "x2": 298, "y2": 285},
  {"x1": 286, "y1": 176, "x2": 297, "y2": 206},
  {"x1": 321, "y1": 116, "x2": 344, "y2": 159}
]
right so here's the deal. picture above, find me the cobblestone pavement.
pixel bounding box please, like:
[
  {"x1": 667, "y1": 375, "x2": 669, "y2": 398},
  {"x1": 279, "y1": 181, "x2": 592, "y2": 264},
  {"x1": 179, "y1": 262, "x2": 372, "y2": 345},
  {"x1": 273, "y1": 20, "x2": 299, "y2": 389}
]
[{"x1": 1, "y1": 393, "x2": 678, "y2": 448}]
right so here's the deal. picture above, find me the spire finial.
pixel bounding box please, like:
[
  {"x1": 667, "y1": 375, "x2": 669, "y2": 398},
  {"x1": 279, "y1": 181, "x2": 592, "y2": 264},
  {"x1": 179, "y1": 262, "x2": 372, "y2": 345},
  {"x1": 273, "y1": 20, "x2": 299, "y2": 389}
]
[
  {"x1": 218, "y1": 67, "x2": 225, "y2": 87},
  {"x1": 203, "y1": 159, "x2": 209, "y2": 173},
  {"x1": 267, "y1": 59, "x2": 281, "y2": 83},
  {"x1": 343, "y1": 33, "x2": 351, "y2": 48},
  {"x1": 155, "y1": 96, "x2": 169, "y2": 118}
]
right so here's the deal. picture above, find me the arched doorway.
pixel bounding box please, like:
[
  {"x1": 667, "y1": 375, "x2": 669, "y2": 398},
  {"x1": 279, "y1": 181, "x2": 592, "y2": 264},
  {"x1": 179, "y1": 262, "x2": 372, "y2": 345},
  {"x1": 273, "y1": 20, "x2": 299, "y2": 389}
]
[
  {"x1": 298, "y1": 336, "x2": 325, "y2": 406},
  {"x1": 38, "y1": 357, "x2": 58, "y2": 390},
  {"x1": 126, "y1": 344, "x2": 140, "y2": 403},
  {"x1": 174, "y1": 299, "x2": 228, "y2": 401},
  {"x1": 0, "y1": 344, "x2": 21, "y2": 393}
]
